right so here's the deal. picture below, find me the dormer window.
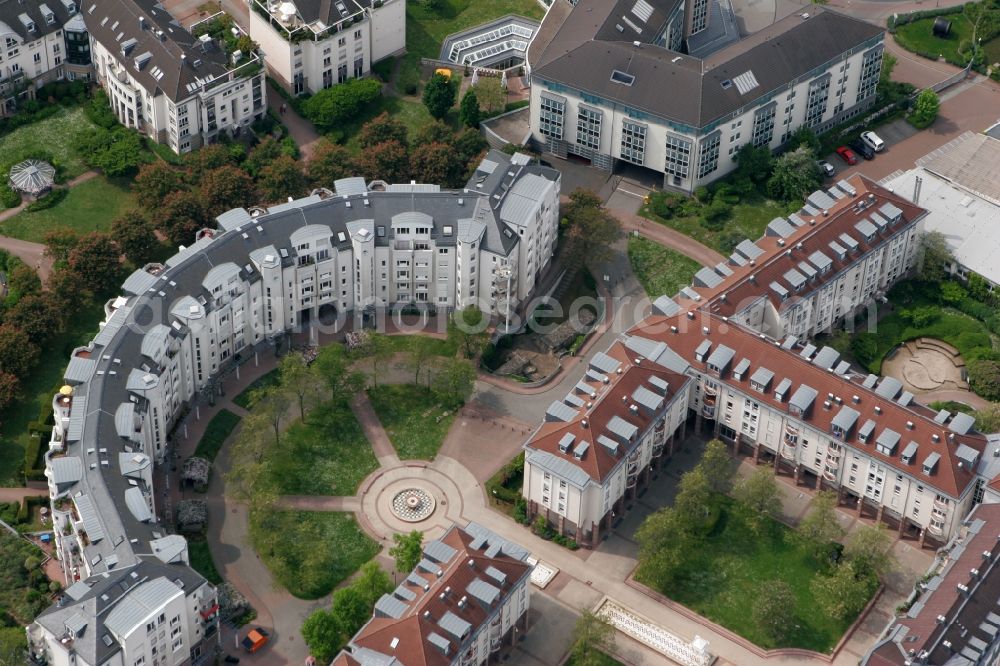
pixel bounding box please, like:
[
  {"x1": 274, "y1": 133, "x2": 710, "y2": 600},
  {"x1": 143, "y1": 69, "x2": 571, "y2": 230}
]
[{"x1": 46, "y1": 13, "x2": 56, "y2": 25}]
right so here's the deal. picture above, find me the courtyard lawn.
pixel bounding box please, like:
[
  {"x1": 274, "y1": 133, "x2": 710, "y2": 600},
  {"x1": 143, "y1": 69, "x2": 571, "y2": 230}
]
[
  {"x1": 232, "y1": 369, "x2": 280, "y2": 409},
  {"x1": 628, "y1": 236, "x2": 703, "y2": 299},
  {"x1": 396, "y1": 0, "x2": 545, "y2": 94},
  {"x1": 188, "y1": 536, "x2": 223, "y2": 585},
  {"x1": 385, "y1": 332, "x2": 458, "y2": 358},
  {"x1": 893, "y1": 13, "x2": 978, "y2": 65},
  {"x1": 342, "y1": 96, "x2": 441, "y2": 150},
  {"x1": 0, "y1": 300, "x2": 105, "y2": 485},
  {"x1": 194, "y1": 409, "x2": 241, "y2": 462},
  {"x1": 249, "y1": 507, "x2": 379, "y2": 599},
  {"x1": 640, "y1": 497, "x2": 864, "y2": 652},
  {"x1": 367, "y1": 384, "x2": 456, "y2": 460},
  {"x1": 0, "y1": 178, "x2": 134, "y2": 242},
  {"x1": 640, "y1": 194, "x2": 797, "y2": 254},
  {"x1": 265, "y1": 400, "x2": 378, "y2": 495},
  {"x1": 0, "y1": 106, "x2": 96, "y2": 180}
]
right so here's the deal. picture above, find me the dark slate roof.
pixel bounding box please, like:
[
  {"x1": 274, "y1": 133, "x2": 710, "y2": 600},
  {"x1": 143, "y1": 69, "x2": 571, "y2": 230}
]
[
  {"x1": 83, "y1": 0, "x2": 232, "y2": 102},
  {"x1": 0, "y1": 0, "x2": 77, "y2": 42},
  {"x1": 532, "y1": 2, "x2": 884, "y2": 128},
  {"x1": 594, "y1": 0, "x2": 681, "y2": 43},
  {"x1": 290, "y1": 0, "x2": 368, "y2": 25}
]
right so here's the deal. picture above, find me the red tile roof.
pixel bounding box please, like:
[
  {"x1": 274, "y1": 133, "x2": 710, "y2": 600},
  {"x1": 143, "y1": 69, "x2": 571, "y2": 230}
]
[
  {"x1": 346, "y1": 526, "x2": 531, "y2": 665},
  {"x1": 630, "y1": 313, "x2": 987, "y2": 498},
  {"x1": 524, "y1": 338, "x2": 689, "y2": 482}
]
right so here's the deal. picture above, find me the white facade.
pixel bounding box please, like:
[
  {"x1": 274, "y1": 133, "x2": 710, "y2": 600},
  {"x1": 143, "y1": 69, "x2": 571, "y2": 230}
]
[
  {"x1": 247, "y1": 0, "x2": 405, "y2": 95},
  {"x1": 0, "y1": 0, "x2": 84, "y2": 108}
]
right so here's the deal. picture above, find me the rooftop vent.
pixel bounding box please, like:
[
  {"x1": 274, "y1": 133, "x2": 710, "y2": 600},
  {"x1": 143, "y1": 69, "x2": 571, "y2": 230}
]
[{"x1": 610, "y1": 70, "x2": 635, "y2": 86}]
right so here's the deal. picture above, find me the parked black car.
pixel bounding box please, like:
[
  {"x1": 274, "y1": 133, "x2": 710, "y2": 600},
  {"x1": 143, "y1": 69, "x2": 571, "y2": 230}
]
[
  {"x1": 849, "y1": 138, "x2": 876, "y2": 160},
  {"x1": 224, "y1": 656, "x2": 240, "y2": 664}
]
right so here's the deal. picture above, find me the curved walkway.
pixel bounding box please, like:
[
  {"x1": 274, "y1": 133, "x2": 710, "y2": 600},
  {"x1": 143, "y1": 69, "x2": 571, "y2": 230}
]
[
  {"x1": 915, "y1": 389, "x2": 992, "y2": 411},
  {"x1": 614, "y1": 208, "x2": 725, "y2": 268}
]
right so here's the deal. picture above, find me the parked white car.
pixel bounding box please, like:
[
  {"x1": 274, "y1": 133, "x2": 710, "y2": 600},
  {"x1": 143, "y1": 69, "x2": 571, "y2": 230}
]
[
  {"x1": 861, "y1": 131, "x2": 886, "y2": 152},
  {"x1": 817, "y1": 160, "x2": 836, "y2": 178}
]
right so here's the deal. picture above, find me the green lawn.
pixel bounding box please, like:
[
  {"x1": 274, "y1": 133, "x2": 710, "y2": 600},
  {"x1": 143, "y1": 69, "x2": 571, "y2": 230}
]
[
  {"x1": 0, "y1": 106, "x2": 96, "y2": 180},
  {"x1": 0, "y1": 178, "x2": 134, "y2": 242},
  {"x1": 188, "y1": 536, "x2": 223, "y2": 585},
  {"x1": 0, "y1": 300, "x2": 105, "y2": 485},
  {"x1": 265, "y1": 400, "x2": 378, "y2": 495},
  {"x1": 396, "y1": 0, "x2": 544, "y2": 93},
  {"x1": 367, "y1": 384, "x2": 456, "y2": 460},
  {"x1": 894, "y1": 14, "x2": 976, "y2": 65},
  {"x1": 640, "y1": 194, "x2": 797, "y2": 254},
  {"x1": 194, "y1": 409, "x2": 241, "y2": 462},
  {"x1": 384, "y1": 332, "x2": 458, "y2": 358},
  {"x1": 627, "y1": 236, "x2": 702, "y2": 299},
  {"x1": 638, "y1": 497, "x2": 864, "y2": 652},
  {"x1": 342, "y1": 96, "x2": 442, "y2": 151},
  {"x1": 232, "y1": 369, "x2": 280, "y2": 409},
  {"x1": 249, "y1": 508, "x2": 379, "y2": 599}
]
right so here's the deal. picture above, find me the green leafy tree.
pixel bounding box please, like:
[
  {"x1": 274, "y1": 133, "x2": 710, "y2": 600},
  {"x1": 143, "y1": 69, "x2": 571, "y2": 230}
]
[
  {"x1": 301, "y1": 609, "x2": 342, "y2": 665},
  {"x1": 562, "y1": 189, "x2": 621, "y2": 267},
  {"x1": 432, "y1": 357, "x2": 477, "y2": 406},
  {"x1": 751, "y1": 580, "x2": 796, "y2": 644},
  {"x1": 390, "y1": 530, "x2": 424, "y2": 573},
  {"x1": 5, "y1": 292, "x2": 63, "y2": 343},
  {"x1": 278, "y1": 351, "x2": 324, "y2": 420},
  {"x1": 352, "y1": 140, "x2": 410, "y2": 184},
  {"x1": 900, "y1": 305, "x2": 938, "y2": 328},
  {"x1": 132, "y1": 161, "x2": 186, "y2": 208},
  {"x1": 967, "y1": 272, "x2": 993, "y2": 303},
  {"x1": 459, "y1": 88, "x2": 481, "y2": 127},
  {"x1": 307, "y1": 139, "x2": 354, "y2": 187},
  {"x1": 412, "y1": 120, "x2": 454, "y2": 148},
  {"x1": 43, "y1": 228, "x2": 80, "y2": 264},
  {"x1": 184, "y1": 144, "x2": 234, "y2": 180},
  {"x1": 733, "y1": 464, "x2": 781, "y2": 533},
  {"x1": 918, "y1": 230, "x2": 953, "y2": 282},
  {"x1": 795, "y1": 490, "x2": 844, "y2": 560},
  {"x1": 698, "y1": 439, "x2": 733, "y2": 494},
  {"x1": 450, "y1": 306, "x2": 490, "y2": 359},
  {"x1": 635, "y1": 508, "x2": 693, "y2": 589},
  {"x1": 153, "y1": 190, "x2": 205, "y2": 247},
  {"x1": 908, "y1": 89, "x2": 940, "y2": 129},
  {"x1": 248, "y1": 383, "x2": 292, "y2": 447},
  {"x1": 67, "y1": 232, "x2": 121, "y2": 295},
  {"x1": 245, "y1": 136, "x2": 286, "y2": 177},
  {"x1": 766, "y1": 147, "x2": 822, "y2": 202},
  {"x1": 199, "y1": 165, "x2": 255, "y2": 217},
  {"x1": 880, "y1": 51, "x2": 897, "y2": 86},
  {"x1": 975, "y1": 403, "x2": 1000, "y2": 433},
  {"x1": 811, "y1": 561, "x2": 876, "y2": 622},
  {"x1": 303, "y1": 78, "x2": 382, "y2": 129},
  {"x1": 787, "y1": 125, "x2": 821, "y2": 156},
  {"x1": 112, "y1": 210, "x2": 161, "y2": 266},
  {"x1": 7, "y1": 263, "x2": 40, "y2": 297},
  {"x1": 353, "y1": 561, "x2": 393, "y2": 606},
  {"x1": 258, "y1": 155, "x2": 308, "y2": 202},
  {"x1": 0, "y1": 371, "x2": 20, "y2": 410},
  {"x1": 569, "y1": 610, "x2": 615, "y2": 666},
  {"x1": 330, "y1": 585, "x2": 371, "y2": 638},
  {"x1": 735, "y1": 144, "x2": 773, "y2": 184},
  {"x1": 75, "y1": 127, "x2": 145, "y2": 177},
  {"x1": 473, "y1": 76, "x2": 506, "y2": 114},
  {"x1": 358, "y1": 112, "x2": 409, "y2": 150},
  {"x1": 673, "y1": 466, "x2": 715, "y2": 533},
  {"x1": 939, "y1": 280, "x2": 967, "y2": 304},
  {"x1": 844, "y1": 524, "x2": 896, "y2": 580},
  {"x1": 422, "y1": 73, "x2": 456, "y2": 120},
  {"x1": 0, "y1": 325, "x2": 38, "y2": 377},
  {"x1": 410, "y1": 141, "x2": 460, "y2": 186},
  {"x1": 969, "y1": 359, "x2": 1000, "y2": 401},
  {"x1": 404, "y1": 341, "x2": 434, "y2": 385},
  {"x1": 314, "y1": 344, "x2": 366, "y2": 404}
]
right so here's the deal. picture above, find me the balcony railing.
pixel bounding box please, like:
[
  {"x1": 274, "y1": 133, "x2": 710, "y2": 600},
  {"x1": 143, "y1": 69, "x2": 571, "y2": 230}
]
[
  {"x1": 823, "y1": 467, "x2": 838, "y2": 482},
  {"x1": 927, "y1": 522, "x2": 944, "y2": 536},
  {"x1": 933, "y1": 498, "x2": 948, "y2": 512}
]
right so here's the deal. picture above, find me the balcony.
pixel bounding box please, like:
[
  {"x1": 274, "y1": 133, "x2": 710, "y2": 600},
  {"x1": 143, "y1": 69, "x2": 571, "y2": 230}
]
[
  {"x1": 703, "y1": 383, "x2": 718, "y2": 398},
  {"x1": 489, "y1": 617, "x2": 502, "y2": 652},
  {"x1": 933, "y1": 498, "x2": 948, "y2": 513},
  {"x1": 626, "y1": 452, "x2": 640, "y2": 489},
  {"x1": 927, "y1": 522, "x2": 944, "y2": 537},
  {"x1": 932, "y1": 506, "x2": 947, "y2": 520},
  {"x1": 823, "y1": 467, "x2": 838, "y2": 482}
]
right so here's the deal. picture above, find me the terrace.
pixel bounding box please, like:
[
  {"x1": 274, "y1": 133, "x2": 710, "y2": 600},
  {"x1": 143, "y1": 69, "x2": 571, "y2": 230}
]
[{"x1": 249, "y1": 0, "x2": 369, "y2": 43}]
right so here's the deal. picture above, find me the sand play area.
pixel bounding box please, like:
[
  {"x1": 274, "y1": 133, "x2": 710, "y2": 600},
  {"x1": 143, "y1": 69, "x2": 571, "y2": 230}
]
[{"x1": 881, "y1": 338, "x2": 969, "y2": 394}]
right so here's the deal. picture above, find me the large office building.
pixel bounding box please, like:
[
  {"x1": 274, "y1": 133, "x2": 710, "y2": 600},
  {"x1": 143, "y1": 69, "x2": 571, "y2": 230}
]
[
  {"x1": 527, "y1": 0, "x2": 885, "y2": 192},
  {"x1": 886, "y1": 131, "x2": 1000, "y2": 290},
  {"x1": 0, "y1": 0, "x2": 91, "y2": 112},
  {"x1": 521, "y1": 174, "x2": 992, "y2": 549},
  {"x1": 246, "y1": 0, "x2": 405, "y2": 96},
  {"x1": 84, "y1": 0, "x2": 267, "y2": 154},
  {"x1": 331, "y1": 523, "x2": 533, "y2": 665},
  {"x1": 31, "y1": 154, "x2": 555, "y2": 661}
]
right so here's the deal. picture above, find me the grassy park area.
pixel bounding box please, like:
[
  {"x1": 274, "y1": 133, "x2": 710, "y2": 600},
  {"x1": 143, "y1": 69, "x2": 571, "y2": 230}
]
[
  {"x1": 264, "y1": 400, "x2": 379, "y2": 496},
  {"x1": 627, "y1": 236, "x2": 702, "y2": 300},
  {"x1": 0, "y1": 178, "x2": 134, "y2": 242},
  {"x1": 232, "y1": 369, "x2": 280, "y2": 409},
  {"x1": 0, "y1": 107, "x2": 96, "y2": 180},
  {"x1": 367, "y1": 384, "x2": 457, "y2": 460},
  {"x1": 193, "y1": 409, "x2": 242, "y2": 462},
  {"x1": 249, "y1": 508, "x2": 379, "y2": 599},
  {"x1": 639, "y1": 496, "x2": 865, "y2": 652}
]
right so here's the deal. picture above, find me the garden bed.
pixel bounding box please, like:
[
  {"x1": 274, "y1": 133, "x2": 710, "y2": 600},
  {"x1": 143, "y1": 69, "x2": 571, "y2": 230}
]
[{"x1": 194, "y1": 409, "x2": 241, "y2": 462}]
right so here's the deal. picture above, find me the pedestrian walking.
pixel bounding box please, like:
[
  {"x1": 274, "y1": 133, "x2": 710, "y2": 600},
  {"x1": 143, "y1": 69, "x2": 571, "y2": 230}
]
[{"x1": 280, "y1": 103, "x2": 286, "y2": 115}]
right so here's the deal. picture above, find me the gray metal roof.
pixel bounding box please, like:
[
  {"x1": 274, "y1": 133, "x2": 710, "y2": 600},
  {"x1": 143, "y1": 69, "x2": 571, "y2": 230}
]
[
  {"x1": 901, "y1": 440, "x2": 919, "y2": 461},
  {"x1": 118, "y1": 453, "x2": 149, "y2": 479},
  {"x1": 732, "y1": 358, "x2": 750, "y2": 377},
  {"x1": 923, "y1": 451, "x2": 941, "y2": 471},
  {"x1": 427, "y1": 632, "x2": 451, "y2": 655},
  {"x1": 374, "y1": 593, "x2": 408, "y2": 619},
  {"x1": 806, "y1": 190, "x2": 837, "y2": 210},
  {"x1": 123, "y1": 487, "x2": 152, "y2": 523},
  {"x1": 813, "y1": 346, "x2": 840, "y2": 369},
  {"x1": 438, "y1": 611, "x2": 472, "y2": 639},
  {"x1": 808, "y1": 250, "x2": 832, "y2": 272},
  {"x1": 334, "y1": 177, "x2": 368, "y2": 196},
  {"x1": 783, "y1": 268, "x2": 806, "y2": 289},
  {"x1": 104, "y1": 578, "x2": 181, "y2": 638},
  {"x1": 870, "y1": 211, "x2": 887, "y2": 231},
  {"x1": 632, "y1": 385, "x2": 664, "y2": 412},
  {"x1": 935, "y1": 409, "x2": 951, "y2": 424},
  {"x1": 407, "y1": 572, "x2": 429, "y2": 589},
  {"x1": 836, "y1": 179, "x2": 857, "y2": 196},
  {"x1": 770, "y1": 281, "x2": 788, "y2": 298},
  {"x1": 789, "y1": 385, "x2": 818, "y2": 413},
  {"x1": 828, "y1": 239, "x2": 847, "y2": 257},
  {"x1": 65, "y1": 356, "x2": 98, "y2": 384},
  {"x1": 393, "y1": 584, "x2": 416, "y2": 602},
  {"x1": 49, "y1": 456, "x2": 84, "y2": 487},
  {"x1": 67, "y1": 394, "x2": 88, "y2": 442},
  {"x1": 573, "y1": 440, "x2": 590, "y2": 459},
  {"x1": 564, "y1": 393, "x2": 585, "y2": 408},
  {"x1": 649, "y1": 376, "x2": 669, "y2": 393},
  {"x1": 484, "y1": 566, "x2": 507, "y2": 586},
  {"x1": 735, "y1": 239, "x2": 765, "y2": 260},
  {"x1": 694, "y1": 266, "x2": 724, "y2": 288},
  {"x1": 781, "y1": 335, "x2": 797, "y2": 350},
  {"x1": 121, "y1": 269, "x2": 159, "y2": 296},
  {"x1": 64, "y1": 612, "x2": 88, "y2": 636},
  {"x1": 215, "y1": 207, "x2": 252, "y2": 232},
  {"x1": 879, "y1": 201, "x2": 903, "y2": 221},
  {"x1": 876, "y1": 428, "x2": 901, "y2": 453},
  {"x1": 558, "y1": 432, "x2": 576, "y2": 453},
  {"x1": 766, "y1": 217, "x2": 796, "y2": 238},
  {"x1": 590, "y1": 351, "x2": 620, "y2": 374},
  {"x1": 897, "y1": 391, "x2": 914, "y2": 406},
  {"x1": 715, "y1": 262, "x2": 733, "y2": 276},
  {"x1": 749, "y1": 366, "x2": 773, "y2": 388},
  {"x1": 525, "y1": 450, "x2": 590, "y2": 489},
  {"x1": 705, "y1": 344, "x2": 735, "y2": 371},
  {"x1": 862, "y1": 374, "x2": 879, "y2": 388},
  {"x1": 694, "y1": 339, "x2": 712, "y2": 359},
  {"x1": 545, "y1": 400, "x2": 578, "y2": 422},
  {"x1": 93, "y1": 305, "x2": 130, "y2": 348},
  {"x1": 875, "y1": 376, "x2": 903, "y2": 399},
  {"x1": 832, "y1": 406, "x2": 860, "y2": 432},
  {"x1": 859, "y1": 419, "x2": 876, "y2": 439},
  {"x1": 424, "y1": 539, "x2": 457, "y2": 564},
  {"x1": 799, "y1": 344, "x2": 817, "y2": 359},
  {"x1": 949, "y1": 412, "x2": 976, "y2": 435},
  {"x1": 114, "y1": 402, "x2": 138, "y2": 441},
  {"x1": 467, "y1": 578, "x2": 501, "y2": 606},
  {"x1": 64, "y1": 581, "x2": 91, "y2": 602},
  {"x1": 607, "y1": 415, "x2": 638, "y2": 441},
  {"x1": 834, "y1": 360, "x2": 851, "y2": 375},
  {"x1": 855, "y1": 219, "x2": 877, "y2": 237},
  {"x1": 417, "y1": 558, "x2": 441, "y2": 575},
  {"x1": 597, "y1": 434, "x2": 620, "y2": 456},
  {"x1": 839, "y1": 232, "x2": 859, "y2": 250},
  {"x1": 956, "y1": 443, "x2": 979, "y2": 467},
  {"x1": 652, "y1": 295, "x2": 681, "y2": 316},
  {"x1": 774, "y1": 377, "x2": 792, "y2": 397},
  {"x1": 140, "y1": 324, "x2": 171, "y2": 360}
]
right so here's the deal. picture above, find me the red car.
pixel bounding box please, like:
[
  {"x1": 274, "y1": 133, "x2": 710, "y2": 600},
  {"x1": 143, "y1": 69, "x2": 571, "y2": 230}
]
[{"x1": 836, "y1": 146, "x2": 858, "y2": 166}]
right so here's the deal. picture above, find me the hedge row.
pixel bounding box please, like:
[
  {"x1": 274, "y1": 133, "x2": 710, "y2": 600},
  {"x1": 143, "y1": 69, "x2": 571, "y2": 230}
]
[{"x1": 886, "y1": 6, "x2": 964, "y2": 30}]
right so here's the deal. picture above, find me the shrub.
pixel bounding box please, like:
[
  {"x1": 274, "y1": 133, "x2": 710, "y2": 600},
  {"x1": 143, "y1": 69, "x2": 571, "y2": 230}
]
[
  {"x1": 0, "y1": 185, "x2": 21, "y2": 209},
  {"x1": 23, "y1": 188, "x2": 67, "y2": 213},
  {"x1": 84, "y1": 91, "x2": 118, "y2": 129}
]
